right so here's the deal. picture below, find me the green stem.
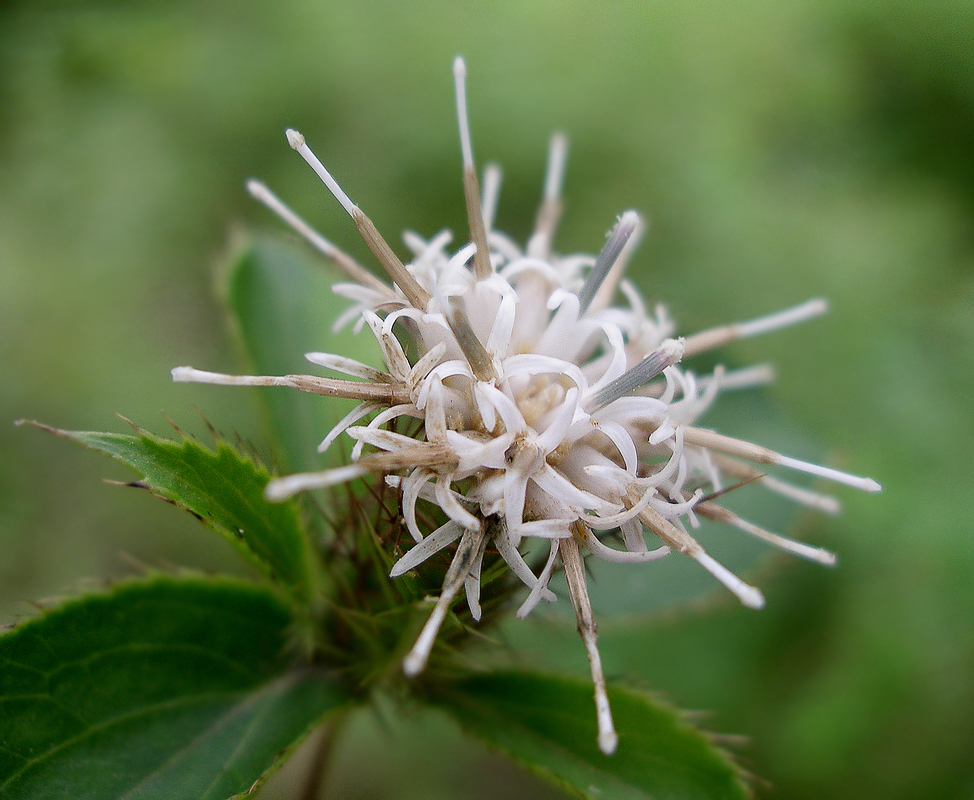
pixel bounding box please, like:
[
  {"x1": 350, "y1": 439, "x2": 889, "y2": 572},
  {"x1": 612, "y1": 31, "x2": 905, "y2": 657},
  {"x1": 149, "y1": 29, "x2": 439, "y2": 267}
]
[{"x1": 300, "y1": 708, "x2": 352, "y2": 800}]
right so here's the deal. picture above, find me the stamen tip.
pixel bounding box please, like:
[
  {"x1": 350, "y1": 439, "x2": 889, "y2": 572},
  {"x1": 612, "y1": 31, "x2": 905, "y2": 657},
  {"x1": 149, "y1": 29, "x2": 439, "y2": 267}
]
[
  {"x1": 285, "y1": 128, "x2": 305, "y2": 150},
  {"x1": 599, "y1": 730, "x2": 619, "y2": 755},
  {"x1": 741, "y1": 585, "x2": 766, "y2": 609},
  {"x1": 263, "y1": 479, "x2": 292, "y2": 503},
  {"x1": 862, "y1": 478, "x2": 882, "y2": 493},
  {"x1": 808, "y1": 297, "x2": 829, "y2": 315},
  {"x1": 170, "y1": 366, "x2": 193, "y2": 382},
  {"x1": 618, "y1": 209, "x2": 642, "y2": 231},
  {"x1": 663, "y1": 336, "x2": 685, "y2": 363},
  {"x1": 402, "y1": 652, "x2": 425, "y2": 678},
  {"x1": 453, "y1": 55, "x2": 466, "y2": 78}
]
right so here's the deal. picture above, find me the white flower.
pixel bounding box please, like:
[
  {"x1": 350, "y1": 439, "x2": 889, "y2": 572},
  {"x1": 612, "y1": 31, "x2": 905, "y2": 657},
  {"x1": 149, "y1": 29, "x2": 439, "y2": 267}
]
[{"x1": 173, "y1": 57, "x2": 880, "y2": 755}]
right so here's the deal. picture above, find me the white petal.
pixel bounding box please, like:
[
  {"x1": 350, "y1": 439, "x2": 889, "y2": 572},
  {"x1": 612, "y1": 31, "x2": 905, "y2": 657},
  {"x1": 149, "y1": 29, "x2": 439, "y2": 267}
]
[
  {"x1": 578, "y1": 527, "x2": 670, "y2": 564},
  {"x1": 516, "y1": 542, "x2": 561, "y2": 618},
  {"x1": 495, "y1": 527, "x2": 557, "y2": 601},
  {"x1": 534, "y1": 387, "x2": 580, "y2": 455},
  {"x1": 304, "y1": 352, "x2": 389, "y2": 382},
  {"x1": 464, "y1": 545, "x2": 486, "y2": 621},
  {"x1": 408, "y1": 343, "x2": 448, "y2": 390},
  {"x1": 503, "y1": 471, "x2": 529, "y2": 533},
  {"x1": 486, "y1": 290, "x2": 517, "y2": 358},
  {"x1": 401, "y1": 469, "x2": 435, "y2": 543},
  {"x1": 584, "y1": 324, "x2": 628, "y2": 396},
  {"x1": 502, "y1": 353, "x2": 586, "y2": 392},
  {"x1": 390, "y1": 520, "x2": 463, "y2": 577},
  {"x1": 318, "y1": 402, "x2": 379, "y2": 453},
  {"x1": 364, "y1": 310, "x2": 411, "y2": 378},
  {"x1": 516, "y1": 519, "x2": 574, "y2": 538},
  {"x1": 345, "y1": 425, "x2": 421, "y2": 452},
  {"x1": 533, "y1": 464, "x2": 616, "y2": 514},
  {"x1": 435, "y1": 474, "x2": 481, "y2": 530},
  {"x1": 534, "y1": 291, "x2": 580, "y2": 358},
  {"x1": 590, "y1": 419, "x2": 638, "y2": 474},
  {"x1": 475, "y1": 381, "x2": 526, "y2": 435}
]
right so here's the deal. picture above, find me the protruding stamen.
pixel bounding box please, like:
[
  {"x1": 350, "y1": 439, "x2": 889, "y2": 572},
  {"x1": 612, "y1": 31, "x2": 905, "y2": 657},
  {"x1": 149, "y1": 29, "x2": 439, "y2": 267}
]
[
  {"x1": 586, "y1": 338, "x2": 685, "y2": 411},
  {"x1": 680, "y1": 425, "x2": 882, "y2": 492},
  {"x1": 403, "y1": 523, "x2": 488, "y2": 677},
  {"x1": 635, "y1": 499, "x2": 764, "y2": 609},
  {"x1": 760, "y1": 475, "x2": 841, "y2": 514},
  {"x1": 590, "y1": 216, "x2": 645, "y2": 315},
  {"x1": 561, "y1": 535, "x2": 618, "y2": 755},
  {"x1": 481, "y1": 163, "x2": 502, "y2": 232},
  {"x1": 543, "y1": 132, "x2": 569, "y2": 204},
  {"x1": 699, "y1": 363, "x2": 775, "y2": 393},
  {"x1": 693, "y1": 551, "x2": 766, "y2": 609},
  {"x1": 265, "y1": 464, "x2": 368, "y2": 502},
  {"x1": 683, "y1": 298, "x2": 829, "y2": 358},
  {"x1": 527, "y1": 132, "x2": 568, "y2": 260},
  {"x1": 698, "y1": 502, "x2": 837, "y2": 565},
  {"x1": 286, "y1": 128, "x2": 356, "y2": 216},
  {"x1": 453, "y1": 57, "x2": 492, "y2": 280},
  {"x1": 246, "y1": 179, "x2": 392, "y2": 295},
  {"x1": 353, "y1": 210, "x2": 432, "y2": 310},
  {"x1": 711, "y1": 454, "x2": 841, "y2": 513},
  {"x1": 577, "y1": 211, "x2": 641, "y2": 315},
  {"x1": 171, "y1": 366, "x2": 411, "y2": 403},
  {"x1": 286, "y1": 129, "x2": 430, "y2": 309},
  {"x1": 739, "y1": 298, "x2": 829, "y2": 337},
  {"x1": 453, "y1": 57, "x2": 474, "y2": 169},
  {"x1": 777, "y1": 454, "x2": 882, "y2": 493}
]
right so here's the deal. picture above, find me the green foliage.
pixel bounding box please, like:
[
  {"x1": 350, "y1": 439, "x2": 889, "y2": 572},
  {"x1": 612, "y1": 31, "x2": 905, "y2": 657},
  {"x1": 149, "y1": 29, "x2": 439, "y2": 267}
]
[
  {"x1": 26, "y1": 422, "x2": 319, "y2": 607},
  {"x1": 433, "y1": 670, "x2": 749, "y2": 800},
  {"x1": 14, "y1": 405, "x2": 754, "y2": 799},
  {"x1": 0, "y1": 575, "x2": 348, "y2": 800}
]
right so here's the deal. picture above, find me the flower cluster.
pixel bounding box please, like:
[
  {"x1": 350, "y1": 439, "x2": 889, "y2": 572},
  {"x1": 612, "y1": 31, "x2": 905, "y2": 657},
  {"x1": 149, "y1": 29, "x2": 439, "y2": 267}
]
[{"x1": 173, "y1": 58, "x2": 880, "y2": 755}]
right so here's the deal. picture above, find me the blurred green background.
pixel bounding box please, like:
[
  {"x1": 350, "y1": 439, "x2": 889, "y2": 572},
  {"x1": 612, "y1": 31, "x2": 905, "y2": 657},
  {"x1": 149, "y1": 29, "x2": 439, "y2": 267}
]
[{"x1": 2, "y1": 1, "x2": 972, "y2": 798}]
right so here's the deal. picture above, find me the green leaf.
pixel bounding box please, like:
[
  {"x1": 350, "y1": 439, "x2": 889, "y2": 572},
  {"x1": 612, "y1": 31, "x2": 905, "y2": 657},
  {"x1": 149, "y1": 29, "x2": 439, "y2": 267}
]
[
  {"x1": 225, "y1": 236, "x2": 381, "y2": 474},
  {"x1": 432, "y1": 670, "x2": 749, "y2": 800},
  {"x1": 0, "y1": 575, "x2": 348, "y2": 800},
  {"x1": 27, "y1": 422, "x2": 318, "y2": 604}
]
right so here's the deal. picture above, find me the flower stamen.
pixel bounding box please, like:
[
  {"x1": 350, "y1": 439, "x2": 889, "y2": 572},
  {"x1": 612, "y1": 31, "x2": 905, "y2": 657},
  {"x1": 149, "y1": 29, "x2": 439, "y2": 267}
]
[
  {"x1": 683, "y1": 298, "x2": 829, "y2": 357},
  {"x1": 562, "y1": 532, "x2": 619, "y2": 755},
  {"x1": 577, "y1": 211, "x2": 642, "y2": 315},
  {"x1": 287, "y1": 128, "x2": 431, "y2": 310},
  {"x1": 173, "y1": 59, "x2": 881, "y2": 754},
  {"x1": 453, "y1": 56, "x2": 492, "y2": 281},
  {"x1": 680, "y1": 425, "x2": 882, "y2": 492},
  {"x1": 527, "y1": 132, "x2": 569, "y2": 260},
  {"x1": 246, "y1": 179, "x2": 392, "y2": 295},
  {"x1": 403, "y1": 521, "x2": 489, "y2": 677}
]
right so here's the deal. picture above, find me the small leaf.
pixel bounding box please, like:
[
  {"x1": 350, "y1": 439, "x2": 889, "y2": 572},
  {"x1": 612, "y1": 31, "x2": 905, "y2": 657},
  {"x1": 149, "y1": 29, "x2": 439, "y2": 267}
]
[
  {"x1": 225, "y1": 236, "x2": 381, "y2": 474},
  {"x1": 432, "y1": 670, "x2": 749, "y2": 800},
  {"x1": 0, "y1": 575, "x2": 348, "y2": 800},
  {"x1": 28, "y1": 422, "x2": 318, "y2": 604}
]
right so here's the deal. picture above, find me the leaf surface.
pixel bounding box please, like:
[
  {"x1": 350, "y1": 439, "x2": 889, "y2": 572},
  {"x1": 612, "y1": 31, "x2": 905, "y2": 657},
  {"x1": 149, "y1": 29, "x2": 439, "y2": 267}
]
[
  {"x1": 432, "y1": 670, "x2": 749, "y2": 800},
  {"x1": 31, "y1": 423, "x2": 317, "y2": 604},
  {"x1": 0, "y1": 575, "x2": 347, "y2": 800}
]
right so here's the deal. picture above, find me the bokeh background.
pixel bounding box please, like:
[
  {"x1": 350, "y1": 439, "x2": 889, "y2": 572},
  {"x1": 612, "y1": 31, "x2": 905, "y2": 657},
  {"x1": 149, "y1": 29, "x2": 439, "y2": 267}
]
[{"x1": 2, "y1": 1, "x2": 973, "y2": 798}]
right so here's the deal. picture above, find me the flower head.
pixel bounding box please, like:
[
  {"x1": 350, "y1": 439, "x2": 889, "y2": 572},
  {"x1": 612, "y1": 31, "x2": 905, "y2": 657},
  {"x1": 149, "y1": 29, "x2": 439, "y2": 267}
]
[{"x1": 173, "y1": 57, "x2": 880, "y2": 755}]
